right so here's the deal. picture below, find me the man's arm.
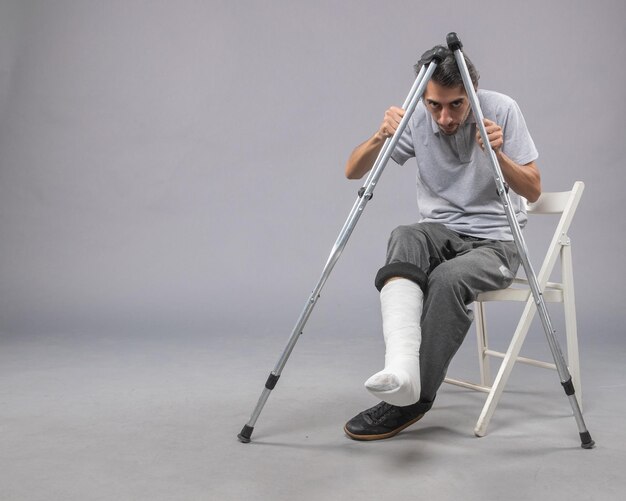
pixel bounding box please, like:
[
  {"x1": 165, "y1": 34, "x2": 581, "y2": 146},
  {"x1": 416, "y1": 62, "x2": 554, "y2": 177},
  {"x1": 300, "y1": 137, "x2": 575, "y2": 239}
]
[
  {"x1": 478, "y1": 118, "x2": 541, "y2": 202},
  {"x1": 345, "y1": 106, "x2": 405, "y2": 179},
  {"x1": 496, "y1": 155, "x2": 541, "y2": 203}
]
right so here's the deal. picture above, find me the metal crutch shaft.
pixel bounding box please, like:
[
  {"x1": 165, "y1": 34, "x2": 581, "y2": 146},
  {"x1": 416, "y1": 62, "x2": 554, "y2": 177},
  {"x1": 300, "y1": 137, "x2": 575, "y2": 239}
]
[
  {"x1": 447, "y1": 32, "x2": 594, "y2": 449},
  {"x1": 237, "y1": 49, "x2": 447, "y2": 443}
]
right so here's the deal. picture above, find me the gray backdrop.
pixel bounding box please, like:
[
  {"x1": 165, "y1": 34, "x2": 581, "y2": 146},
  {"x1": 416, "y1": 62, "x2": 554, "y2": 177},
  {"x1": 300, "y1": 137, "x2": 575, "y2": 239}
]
[
  {"x1": 2, "y1": 3, "x2": 625, "y2": 498},
  {"x1": 1, "y1": 0, "x2": 624, "y2": 342}
]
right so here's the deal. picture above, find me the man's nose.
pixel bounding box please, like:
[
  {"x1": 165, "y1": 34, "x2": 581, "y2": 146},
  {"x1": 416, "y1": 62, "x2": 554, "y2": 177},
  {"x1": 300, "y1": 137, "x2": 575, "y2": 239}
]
[{"x1": 438, "y1": 107, "x2": 452, "y2": 124}]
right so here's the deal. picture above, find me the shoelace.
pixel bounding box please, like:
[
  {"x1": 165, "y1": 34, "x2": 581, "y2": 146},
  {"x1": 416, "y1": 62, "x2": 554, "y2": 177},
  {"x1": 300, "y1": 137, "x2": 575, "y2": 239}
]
[{"x1": 365, "y1": 402, "x2": 395, "y2": 423}]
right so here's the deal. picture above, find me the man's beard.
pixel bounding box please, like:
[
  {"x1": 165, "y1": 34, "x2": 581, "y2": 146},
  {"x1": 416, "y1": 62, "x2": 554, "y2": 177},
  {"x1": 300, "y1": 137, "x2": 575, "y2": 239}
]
[{"x1": 438, "y1": 105, "x2": 472, "y2": 135}]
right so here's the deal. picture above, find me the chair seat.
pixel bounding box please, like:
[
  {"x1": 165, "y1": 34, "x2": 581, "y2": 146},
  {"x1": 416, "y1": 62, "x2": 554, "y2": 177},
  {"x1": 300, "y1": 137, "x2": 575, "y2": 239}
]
[{"x1": 477, "y1": 280, "x2": 563, "y2": 302}]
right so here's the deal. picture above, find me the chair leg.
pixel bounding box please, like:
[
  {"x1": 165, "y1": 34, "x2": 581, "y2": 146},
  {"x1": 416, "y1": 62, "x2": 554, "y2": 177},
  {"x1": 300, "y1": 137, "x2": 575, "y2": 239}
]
[
  {"x1": 475, "y1": 301, "x2": 491, "y2": 387},
  {"x1": 474, "y1": 297, "x2": 536, "y2": 437},
  {"x1": 562, "y1": 244, "x2": 582, "y2": 411}
]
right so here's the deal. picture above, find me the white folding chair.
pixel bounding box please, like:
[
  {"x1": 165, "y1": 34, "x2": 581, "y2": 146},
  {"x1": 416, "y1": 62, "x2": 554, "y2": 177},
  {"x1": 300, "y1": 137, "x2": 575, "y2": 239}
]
[{"x1": 444, "y1": 181, "x2": 585, "y2": 436}]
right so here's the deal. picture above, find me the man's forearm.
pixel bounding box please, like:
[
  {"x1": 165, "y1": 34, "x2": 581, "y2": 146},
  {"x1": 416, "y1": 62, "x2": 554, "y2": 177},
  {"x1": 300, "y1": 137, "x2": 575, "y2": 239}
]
[
  {"x1": 497, "y1": 153, "x2": 541, "y2": 202},
  {"x1": 345, "y1": 133, "x2": 386, "y2": 179}
]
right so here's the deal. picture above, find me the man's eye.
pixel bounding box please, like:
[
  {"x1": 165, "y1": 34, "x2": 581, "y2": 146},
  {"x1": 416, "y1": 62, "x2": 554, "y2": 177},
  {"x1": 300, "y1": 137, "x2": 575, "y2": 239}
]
[{"x1": 451, "y1": 101, "x2": 462, "y2": 108}]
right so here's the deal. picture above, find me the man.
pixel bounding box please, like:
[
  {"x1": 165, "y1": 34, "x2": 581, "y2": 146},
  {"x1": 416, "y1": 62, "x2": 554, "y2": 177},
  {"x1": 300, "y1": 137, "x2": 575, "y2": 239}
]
[{"x1": 343, "y1": 46, "x2": 541, "y2": 441}]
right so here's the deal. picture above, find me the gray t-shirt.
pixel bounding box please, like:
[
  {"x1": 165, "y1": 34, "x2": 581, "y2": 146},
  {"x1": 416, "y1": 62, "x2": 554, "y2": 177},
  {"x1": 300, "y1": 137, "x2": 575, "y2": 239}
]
[{"x1": 391, "y1": 89, "x2": 538, "y2": 241}]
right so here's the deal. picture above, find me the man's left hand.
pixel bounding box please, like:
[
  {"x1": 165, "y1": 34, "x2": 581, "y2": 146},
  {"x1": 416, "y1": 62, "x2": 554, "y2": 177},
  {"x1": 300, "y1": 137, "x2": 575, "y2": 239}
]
[{"x1": 476, "y1": 118, "x2": 503, "y2": 153}]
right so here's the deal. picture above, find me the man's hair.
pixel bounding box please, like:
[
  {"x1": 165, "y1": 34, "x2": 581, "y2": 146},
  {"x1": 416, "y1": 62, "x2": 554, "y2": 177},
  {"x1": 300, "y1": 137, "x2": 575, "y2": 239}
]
[{"x1": 414, "y1": 45, "x2": 480, "y2": 89}]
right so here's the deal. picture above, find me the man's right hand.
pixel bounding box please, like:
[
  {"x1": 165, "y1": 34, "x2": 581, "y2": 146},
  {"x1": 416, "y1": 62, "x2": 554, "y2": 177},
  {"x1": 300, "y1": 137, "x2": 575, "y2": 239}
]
[
  {"x1": 376, "y1": 106, "x2": 405, "y2": 140},
  {"x1": 345, "y1": 106, "x2": 405, "y2": 180}
]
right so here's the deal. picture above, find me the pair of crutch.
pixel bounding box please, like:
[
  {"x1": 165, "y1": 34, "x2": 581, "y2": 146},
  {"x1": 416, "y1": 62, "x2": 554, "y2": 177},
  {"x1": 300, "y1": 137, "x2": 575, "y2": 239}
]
[{"x1": 238, "y1": 33, "x2": 594, "y2": 449}]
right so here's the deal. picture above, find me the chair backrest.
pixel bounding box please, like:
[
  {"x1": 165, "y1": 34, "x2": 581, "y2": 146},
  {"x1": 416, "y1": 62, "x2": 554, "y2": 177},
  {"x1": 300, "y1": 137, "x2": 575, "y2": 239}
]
[
  {"x1": 527, "y1": 181, "x2": 585, "y2": 216},
  {"x1": 525, "y1": 181, "x2": 585, "y2": 287}
]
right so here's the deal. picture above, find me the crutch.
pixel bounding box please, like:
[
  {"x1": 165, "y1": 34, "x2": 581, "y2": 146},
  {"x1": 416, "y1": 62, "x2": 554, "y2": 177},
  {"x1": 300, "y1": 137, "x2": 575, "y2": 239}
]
[
  {"x1": 446, "y1": 32, "x2": 594, "y2": 449},
  {"x1": 237, "y1": 47, "x2": 448, "y2": 443}
]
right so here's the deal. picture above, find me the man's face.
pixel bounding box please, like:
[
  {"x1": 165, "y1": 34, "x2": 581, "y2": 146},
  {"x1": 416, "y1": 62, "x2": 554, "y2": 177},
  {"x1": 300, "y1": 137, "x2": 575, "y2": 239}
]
[{"x1": 423, "y1": 81, "x2": 471, "y2": 135}]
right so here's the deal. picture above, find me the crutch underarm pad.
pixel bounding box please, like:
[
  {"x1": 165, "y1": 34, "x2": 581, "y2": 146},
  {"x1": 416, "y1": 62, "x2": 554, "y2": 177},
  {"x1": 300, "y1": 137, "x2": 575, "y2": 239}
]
[
  {"x1": 419, "y1": 46, "x2": 448, "y2": 65},
  {"x1": 375, "y1": 262, "x2": 428, "y2": 293},
  {"x1": 446, "y1": 32, "x2": 463, "y2": 50}
]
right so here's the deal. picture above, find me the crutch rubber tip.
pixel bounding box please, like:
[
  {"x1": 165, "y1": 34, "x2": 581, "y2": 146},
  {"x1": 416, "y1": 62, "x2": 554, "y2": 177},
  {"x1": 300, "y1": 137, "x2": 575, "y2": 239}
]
[
  {"x1": 238, "y1": 425, "x2": 254, "y2": 443},
  {"x1": 580, "y1": 431, "x2": 595, "y2": 449},
  {"x1": 446, "y1": 32, "x2": 463, "y2": 51}
]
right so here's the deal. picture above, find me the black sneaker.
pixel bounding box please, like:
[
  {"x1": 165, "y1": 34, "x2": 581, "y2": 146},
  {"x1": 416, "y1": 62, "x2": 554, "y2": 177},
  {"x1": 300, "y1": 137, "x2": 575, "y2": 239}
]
[{"x1": 344, "y1": 400, "x2": 432, "y2": 441}]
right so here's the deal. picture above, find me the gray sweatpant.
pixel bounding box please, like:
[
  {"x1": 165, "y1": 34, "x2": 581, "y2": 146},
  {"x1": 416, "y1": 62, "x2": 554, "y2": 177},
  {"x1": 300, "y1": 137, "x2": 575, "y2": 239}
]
[{"x1": 384, "y1": 222, "x2": 521, "y2": 403}]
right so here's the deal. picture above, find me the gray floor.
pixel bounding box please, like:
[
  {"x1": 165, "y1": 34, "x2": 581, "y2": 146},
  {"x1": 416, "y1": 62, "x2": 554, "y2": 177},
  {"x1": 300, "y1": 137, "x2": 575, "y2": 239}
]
[{"x1": 1, "y1": 322, "x2": 625, "y2": 501}]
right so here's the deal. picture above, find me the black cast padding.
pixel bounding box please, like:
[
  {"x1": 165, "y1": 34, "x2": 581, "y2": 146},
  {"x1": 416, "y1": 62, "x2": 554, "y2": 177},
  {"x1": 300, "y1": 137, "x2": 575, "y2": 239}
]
[{"x1": 375, "y1": 262, "x2": 428, "y2": 293}]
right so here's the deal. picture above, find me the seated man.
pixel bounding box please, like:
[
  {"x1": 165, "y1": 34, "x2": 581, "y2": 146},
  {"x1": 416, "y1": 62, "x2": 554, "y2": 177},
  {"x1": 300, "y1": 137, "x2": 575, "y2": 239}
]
[{"x1": 343, "y1": 46, "x2": 541, "y2": 440}]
